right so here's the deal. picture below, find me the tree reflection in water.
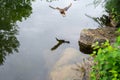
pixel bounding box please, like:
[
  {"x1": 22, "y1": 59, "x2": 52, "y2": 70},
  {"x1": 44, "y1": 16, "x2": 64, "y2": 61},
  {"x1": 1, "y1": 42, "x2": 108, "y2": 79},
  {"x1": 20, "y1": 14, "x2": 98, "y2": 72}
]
[{"x1": 0, "y1": 0, "x2": 34, "y2": 65}]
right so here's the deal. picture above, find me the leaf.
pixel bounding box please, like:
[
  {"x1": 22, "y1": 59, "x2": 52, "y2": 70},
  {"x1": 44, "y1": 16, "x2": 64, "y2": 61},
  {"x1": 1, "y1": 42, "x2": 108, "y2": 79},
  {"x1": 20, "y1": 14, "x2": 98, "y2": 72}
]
[
  {"x1": 109, "y1": 70, "x2": 117, "y2": 74},
  {"x1": 116, "y1": 36, "x2": 120, "y2": 44},
  {"x1": 107, "y1": 46, "x2": 114, "y2": 51}
]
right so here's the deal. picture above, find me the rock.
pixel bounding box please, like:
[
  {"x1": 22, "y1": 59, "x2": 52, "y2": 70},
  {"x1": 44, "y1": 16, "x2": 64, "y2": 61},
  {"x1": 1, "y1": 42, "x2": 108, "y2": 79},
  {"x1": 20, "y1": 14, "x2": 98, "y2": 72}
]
[
  {"x1": 79, "y1": 27, "x2": 118, "y2": 54},
  {"x1": 49, "y1": 48, "x2": 89, "y2": 80}
]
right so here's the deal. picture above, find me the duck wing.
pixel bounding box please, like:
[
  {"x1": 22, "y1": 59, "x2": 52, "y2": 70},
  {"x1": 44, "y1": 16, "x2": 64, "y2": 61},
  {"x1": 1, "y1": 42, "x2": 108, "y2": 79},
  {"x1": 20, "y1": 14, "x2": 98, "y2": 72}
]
[{"x1": 64, "y1": 3, "x2": 72, "y2": 11}]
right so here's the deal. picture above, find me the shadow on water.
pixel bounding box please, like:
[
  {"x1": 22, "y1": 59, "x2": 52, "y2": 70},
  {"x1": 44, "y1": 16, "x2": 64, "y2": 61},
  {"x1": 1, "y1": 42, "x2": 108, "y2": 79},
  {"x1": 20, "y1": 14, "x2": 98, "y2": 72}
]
[
  {"x1": 0, "y1": 0, "x2": 33, "y2": 65},
  {"x1": 51, "y1": 37, "x2": 70, "y2": 51}
]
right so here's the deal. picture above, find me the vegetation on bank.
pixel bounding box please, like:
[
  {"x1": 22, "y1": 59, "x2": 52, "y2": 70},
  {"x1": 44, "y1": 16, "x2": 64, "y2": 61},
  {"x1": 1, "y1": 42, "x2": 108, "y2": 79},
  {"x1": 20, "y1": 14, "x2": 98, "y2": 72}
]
[
  {"x1": 93, "y1": 0, "x2": 120, "y2": 27},
  {"x1": 91, "y1": 34, "x2": 120, "y2": 80},
  {"x1": 90, "y1": 0, "x2": 120, "y2": 80}
]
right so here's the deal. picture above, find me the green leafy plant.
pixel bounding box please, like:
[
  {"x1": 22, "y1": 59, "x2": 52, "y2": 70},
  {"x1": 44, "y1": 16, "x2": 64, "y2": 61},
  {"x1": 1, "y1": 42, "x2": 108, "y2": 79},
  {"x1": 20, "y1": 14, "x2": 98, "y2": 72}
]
[
  {"x1": 105, "y1": 0, "x2": 120, "y2": 22},
  {"x1": 91, "y1": 35, "x2": 120, "y2": 80},
  {"x1": 93, "y1": 0, "x2": 120, "y2": 27}
]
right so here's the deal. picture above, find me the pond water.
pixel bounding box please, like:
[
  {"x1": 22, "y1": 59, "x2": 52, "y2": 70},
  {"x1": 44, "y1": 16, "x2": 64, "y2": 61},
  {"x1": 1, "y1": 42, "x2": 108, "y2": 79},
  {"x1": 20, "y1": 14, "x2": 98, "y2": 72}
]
[{"x1": 0, "y1": 0, "x2": 105, "y2": 80}]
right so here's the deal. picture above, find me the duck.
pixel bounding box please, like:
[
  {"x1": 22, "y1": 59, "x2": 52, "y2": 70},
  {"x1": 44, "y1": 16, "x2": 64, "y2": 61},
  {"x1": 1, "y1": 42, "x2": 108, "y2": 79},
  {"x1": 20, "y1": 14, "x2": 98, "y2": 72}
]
[{"x1": 49, "y1": 3, "x2": 72, "y2": 17}]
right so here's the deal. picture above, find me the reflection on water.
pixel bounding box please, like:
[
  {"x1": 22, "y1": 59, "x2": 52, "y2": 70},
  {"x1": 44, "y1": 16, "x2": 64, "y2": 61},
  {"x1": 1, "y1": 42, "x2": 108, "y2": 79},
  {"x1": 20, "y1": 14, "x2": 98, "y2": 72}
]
[
  {"x1": 0, "y1": 0, "x2": 105, "y2": 80},
  {"x1": 51, "y1": 38, "x2": 70, "y2": 50},
  {"x1": 0, "y1": 24, "x2": 19, "y2": 65},
  {"x1": 0, "y1": 0, "x2": 33, "y2": 65}
]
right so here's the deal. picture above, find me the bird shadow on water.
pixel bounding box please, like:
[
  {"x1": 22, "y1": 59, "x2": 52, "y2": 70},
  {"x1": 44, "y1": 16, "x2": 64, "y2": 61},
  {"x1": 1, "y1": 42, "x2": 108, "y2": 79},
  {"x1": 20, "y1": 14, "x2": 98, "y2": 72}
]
[{"x1": 51, "y1": 37, "x2": 70, "y2": 51}]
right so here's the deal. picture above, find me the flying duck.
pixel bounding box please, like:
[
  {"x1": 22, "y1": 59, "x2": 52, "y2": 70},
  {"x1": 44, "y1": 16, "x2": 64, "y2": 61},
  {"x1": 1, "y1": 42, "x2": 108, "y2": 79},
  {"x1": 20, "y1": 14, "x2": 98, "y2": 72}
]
[{"x1": 49, "y1": 3, "x2": 72, "y2": 17}]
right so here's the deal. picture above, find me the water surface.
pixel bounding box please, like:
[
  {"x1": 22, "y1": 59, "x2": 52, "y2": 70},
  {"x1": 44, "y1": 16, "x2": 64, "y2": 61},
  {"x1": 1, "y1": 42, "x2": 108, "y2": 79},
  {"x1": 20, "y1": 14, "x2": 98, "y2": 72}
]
[{"x1": 0, "y1": 0, "x2": 105, "y2": 80}]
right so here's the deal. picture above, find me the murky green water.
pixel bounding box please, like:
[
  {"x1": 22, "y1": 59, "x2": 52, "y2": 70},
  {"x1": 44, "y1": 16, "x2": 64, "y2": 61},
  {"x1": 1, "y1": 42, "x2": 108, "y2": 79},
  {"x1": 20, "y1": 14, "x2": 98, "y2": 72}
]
[{"x1": 0, "y1": 0, "x2": 104, "y2": 80}]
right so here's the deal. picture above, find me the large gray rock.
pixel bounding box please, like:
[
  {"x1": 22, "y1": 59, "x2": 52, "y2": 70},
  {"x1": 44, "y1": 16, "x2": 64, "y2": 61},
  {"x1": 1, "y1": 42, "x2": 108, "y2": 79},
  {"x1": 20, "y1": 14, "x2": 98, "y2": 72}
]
[{"x1": 79, "y1": 27, "x2": 118, "y2": 54}]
